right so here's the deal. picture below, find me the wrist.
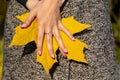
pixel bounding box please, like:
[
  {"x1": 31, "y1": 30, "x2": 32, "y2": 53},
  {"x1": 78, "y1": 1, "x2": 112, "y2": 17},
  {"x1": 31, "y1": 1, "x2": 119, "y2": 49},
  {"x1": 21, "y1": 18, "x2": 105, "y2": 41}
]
[
  {"x1": 43, "y1": 0, "x2": 65, "y2": 7},
  {"x1": 26, "y1": 0, "x2": 39, "y2": 10}
]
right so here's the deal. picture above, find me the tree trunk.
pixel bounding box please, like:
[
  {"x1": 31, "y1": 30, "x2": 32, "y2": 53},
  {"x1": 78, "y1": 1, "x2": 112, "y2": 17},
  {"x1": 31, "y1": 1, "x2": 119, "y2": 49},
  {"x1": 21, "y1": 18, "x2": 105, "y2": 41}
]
[{"x1": 2, "y1": 0, "x2": 120, "y2": 80}]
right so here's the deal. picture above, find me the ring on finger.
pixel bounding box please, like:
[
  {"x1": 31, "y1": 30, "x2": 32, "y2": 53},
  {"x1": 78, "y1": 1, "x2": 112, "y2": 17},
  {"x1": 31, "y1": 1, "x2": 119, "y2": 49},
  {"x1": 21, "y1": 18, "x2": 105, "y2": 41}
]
[{"x1": 45, "y1": 31, "x2": 52, "y2": 35}]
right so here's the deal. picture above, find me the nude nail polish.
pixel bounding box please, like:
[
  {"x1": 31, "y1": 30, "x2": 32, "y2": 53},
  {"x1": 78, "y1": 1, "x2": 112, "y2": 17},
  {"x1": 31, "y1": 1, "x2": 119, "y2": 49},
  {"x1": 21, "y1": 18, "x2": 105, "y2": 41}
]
[
  {"x1": 38, "y1": 51, "x2": 41, "y2": 56},
  {"x1": 72, "y1": 37, "x2": 76, "y2": 41},
  {"x1": 21, "y1": 24, "x2": 26, "y2": 27},
  {"x1": 51, "y1": 54, "x2": 55, "y2": 59},
  {"x1": 64, "y1": 49, "x2": 68, "y2": 53}
]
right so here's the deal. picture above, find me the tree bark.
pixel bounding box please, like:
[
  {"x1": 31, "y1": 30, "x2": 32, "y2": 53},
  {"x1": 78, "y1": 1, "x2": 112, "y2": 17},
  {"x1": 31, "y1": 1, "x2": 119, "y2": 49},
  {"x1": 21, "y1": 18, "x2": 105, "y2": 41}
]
[{"x1": 2, "y1": 0, "x2": 120, "y2": 80}]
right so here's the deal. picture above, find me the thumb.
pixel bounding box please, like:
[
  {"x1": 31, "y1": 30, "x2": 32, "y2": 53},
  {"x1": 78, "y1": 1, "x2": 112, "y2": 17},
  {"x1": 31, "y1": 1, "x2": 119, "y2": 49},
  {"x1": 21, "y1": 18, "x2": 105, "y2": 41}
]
[{"x1": 21, "y1": 12, "x2": 36, "y2": 28}]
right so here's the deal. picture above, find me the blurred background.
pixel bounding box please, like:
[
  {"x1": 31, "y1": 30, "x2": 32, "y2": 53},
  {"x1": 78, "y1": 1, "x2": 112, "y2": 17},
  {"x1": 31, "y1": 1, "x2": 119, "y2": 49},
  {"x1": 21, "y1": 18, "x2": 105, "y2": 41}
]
[
  {"x1": 0, "y1": 0, "x2": 120, "y2": 79},
  {"x1": 109, "y1": 0, "x2": 120, "y2": 63},
  {"x1": 0, "y1": 0, "x2": 8, "y2": 79}
]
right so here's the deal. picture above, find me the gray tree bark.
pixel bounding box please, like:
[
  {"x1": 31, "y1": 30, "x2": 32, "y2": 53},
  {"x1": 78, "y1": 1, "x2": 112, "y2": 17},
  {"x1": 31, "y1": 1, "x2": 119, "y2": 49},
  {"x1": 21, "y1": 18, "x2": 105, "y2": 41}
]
[{"x1": 2, "y1": 0, "x2": 120, "y2": 80}]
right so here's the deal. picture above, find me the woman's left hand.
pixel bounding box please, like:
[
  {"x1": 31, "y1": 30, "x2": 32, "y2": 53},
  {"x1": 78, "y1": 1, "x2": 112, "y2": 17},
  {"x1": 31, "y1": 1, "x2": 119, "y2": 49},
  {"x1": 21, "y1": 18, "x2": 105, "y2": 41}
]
[{"x1": 21, "y1": 0, "x2": 75, "y2": 58}]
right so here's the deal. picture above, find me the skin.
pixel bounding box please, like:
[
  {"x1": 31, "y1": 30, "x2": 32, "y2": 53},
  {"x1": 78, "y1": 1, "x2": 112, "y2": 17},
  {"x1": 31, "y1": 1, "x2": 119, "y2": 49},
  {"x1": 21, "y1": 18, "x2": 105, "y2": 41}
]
[{"x1": 22, "y1": 0, "x2": 75, "y2": 59}]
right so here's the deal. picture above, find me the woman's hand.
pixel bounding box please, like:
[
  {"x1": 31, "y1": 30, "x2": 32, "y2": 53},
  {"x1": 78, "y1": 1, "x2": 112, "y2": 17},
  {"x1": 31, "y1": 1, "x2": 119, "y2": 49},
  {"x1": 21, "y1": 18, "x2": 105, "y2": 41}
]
[
  {"x1": 26, "y1": 0, "x2": 39, "y2": 10},
  {"x1": 22, "y1": 0, "x2": 75, "y2": 58}
]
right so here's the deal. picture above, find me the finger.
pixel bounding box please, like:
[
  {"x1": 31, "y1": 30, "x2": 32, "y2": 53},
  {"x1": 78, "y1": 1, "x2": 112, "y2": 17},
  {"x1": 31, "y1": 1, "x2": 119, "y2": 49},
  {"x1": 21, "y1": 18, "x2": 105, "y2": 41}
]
[
  {"x1": 46, "y1": 30, "x2": 55, "y2": 59},
  {"x1": 21, "y1": 11, "x2": 36, "y2": 28},
  {"x1": 37, "y1": 23, "x2": 44, "y2": 56},
  {"x1": 58, "y1": 21, "x2": 76, "y2": 41},
  {"x1": 59, "y1": 0, "x2": 65, "y2": 7},
  {"x1": 53, "y1": 26, "x2": 68, "y2": 55},
  {"x1": 59, "y1": 47, "x2": 66, "y2": 57}
]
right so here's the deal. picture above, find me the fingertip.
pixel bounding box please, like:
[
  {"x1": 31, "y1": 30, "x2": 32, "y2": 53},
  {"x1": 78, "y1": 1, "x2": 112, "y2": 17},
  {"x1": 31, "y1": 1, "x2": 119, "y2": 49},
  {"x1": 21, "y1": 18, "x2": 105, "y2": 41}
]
[
  {"x1": 37, "y1": 45, "x2": 42, "y2": 56},
  {"x1": 21, "y1": 24, "x2": 27, "y2": 28},
  {"x1": 64, "y1": 49, "x2": 68, "y2": 53},
  {"x1": 38, "y1": 50, "x2": 42, "y2": 56},
  {"x1": 51, "y1": 54, "x2": 55, "y2": 59},
  {"x1": 59, "y1": 24, "x2": 76, "y2": 41},
  {"x1": 72, "y1": 36, "x2": 76, "y2": 41},
  {"x1": 59, "y1": 48, "x2": 67, "y2": 57},
  {"x1": 61, "y1": 51, "x2": 67, "y2": 58},
  {"x1": 21, "y1": 12, "x2": 35, "y2": 28}
]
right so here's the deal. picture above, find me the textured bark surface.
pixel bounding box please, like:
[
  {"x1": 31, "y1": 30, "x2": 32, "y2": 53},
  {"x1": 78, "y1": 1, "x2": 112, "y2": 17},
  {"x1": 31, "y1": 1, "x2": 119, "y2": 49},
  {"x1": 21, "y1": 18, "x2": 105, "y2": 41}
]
[{"x1": 2, "y1": 0, "x2": 120, "y2": 80}]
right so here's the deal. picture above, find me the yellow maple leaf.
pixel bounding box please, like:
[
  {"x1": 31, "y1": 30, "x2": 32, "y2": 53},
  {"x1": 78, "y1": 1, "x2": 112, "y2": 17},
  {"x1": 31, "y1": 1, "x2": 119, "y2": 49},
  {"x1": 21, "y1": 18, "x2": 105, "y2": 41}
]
[{"x1": 9, "y1": 12, "x2": 91, "y2": 74}]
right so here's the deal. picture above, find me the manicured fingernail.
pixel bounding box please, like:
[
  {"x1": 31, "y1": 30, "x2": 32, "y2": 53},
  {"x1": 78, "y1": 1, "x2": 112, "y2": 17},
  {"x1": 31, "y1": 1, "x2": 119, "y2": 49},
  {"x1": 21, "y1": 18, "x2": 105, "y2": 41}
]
[
  {"x1": 72, "y1": 37, "x2": 76, "y2": 41},
  {"x1": 51, "y1": 54, "x2": 55, "y2": 59},
  {"x1": 38, "y1": 51, "x2": 41, "y2": 56},
  {"x1": 64, "y1": 49, "x2": 68, "y2": 53},
  {"x1": 21, "y1": 24, "x2": 26, "y2": 27}
]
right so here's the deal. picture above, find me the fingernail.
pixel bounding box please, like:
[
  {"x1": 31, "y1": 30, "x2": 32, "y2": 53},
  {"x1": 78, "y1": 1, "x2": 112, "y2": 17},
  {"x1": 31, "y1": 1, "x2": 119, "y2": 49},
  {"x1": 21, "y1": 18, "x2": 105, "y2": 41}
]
[
  {"x1": 72, "y1": 37, "x2": 76, "y2": 41},
  {"x1": 64, "y1": 49, "x2": 68, "y2": 53},
  {"x1": 38, "y1": 51, "x2": 41, "y2": 56},
  {"x1": 21, "y1": 24, "x2": 26, "y2": 27},
  {"x1": 51, "y1": 54, "x2": 55, "y2": 59}
]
